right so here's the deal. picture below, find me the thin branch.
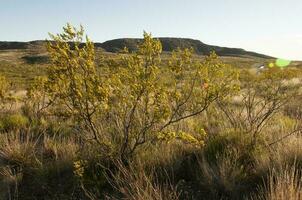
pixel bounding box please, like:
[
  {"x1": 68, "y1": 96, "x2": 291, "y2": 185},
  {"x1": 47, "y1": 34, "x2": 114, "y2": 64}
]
[{"x1": 268, "y1": 129, "x2": 302, "y2": 146}]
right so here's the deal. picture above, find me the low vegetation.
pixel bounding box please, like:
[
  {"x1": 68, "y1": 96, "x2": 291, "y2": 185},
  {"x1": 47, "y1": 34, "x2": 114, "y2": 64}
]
[{"x1": 0, "y1": 24, "x2": 302, "y2": 199}]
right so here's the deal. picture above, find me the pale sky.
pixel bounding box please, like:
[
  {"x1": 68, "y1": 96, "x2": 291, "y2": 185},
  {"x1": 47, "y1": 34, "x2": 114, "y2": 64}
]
[{"x1": 1, "y1": 0, "x2": 302, "y2": 60}]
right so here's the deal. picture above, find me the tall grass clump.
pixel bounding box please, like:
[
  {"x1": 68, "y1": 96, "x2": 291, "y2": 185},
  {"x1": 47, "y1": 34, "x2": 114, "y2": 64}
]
[
  {"x1": 252, "y1": 165, "x2": 302, "y2": 200},
  {"x1": 105, "y1": 160, "x2": 180, "y2": 200}
]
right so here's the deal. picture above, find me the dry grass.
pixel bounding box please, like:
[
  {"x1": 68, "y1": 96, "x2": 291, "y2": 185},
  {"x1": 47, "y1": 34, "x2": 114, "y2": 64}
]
[
  {"x1": 266, "y1": 166, "x2": 302, "y2": 200},
  {"x1": 252, "y1": 165, "x2": 302, "y2": 200},
  {"x1": 43, "y1": 136, "x2": 79, "y2": 163},
  {"x1": 105, "y1": 160, "x2": 180, "y2": 200},
  {"x1": 198, "y1": 147, "x2": 250, "y2": 199},
  {"x1": 0, "y1": 131, "x2": 39, "y2": 167}
]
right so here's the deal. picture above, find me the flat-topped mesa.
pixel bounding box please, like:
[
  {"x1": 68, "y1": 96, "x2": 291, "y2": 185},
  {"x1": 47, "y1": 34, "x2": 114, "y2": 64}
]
[{"x1": 0, "y1": 38, "x2": 273, "y2": 59}]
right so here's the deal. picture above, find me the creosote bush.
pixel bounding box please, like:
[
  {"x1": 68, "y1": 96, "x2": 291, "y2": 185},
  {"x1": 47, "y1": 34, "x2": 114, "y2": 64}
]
[
  {"x1": 40, "y1": 24, "x2": 239, "y2": 159},
  {"x1": 217, "y1": 67, "x2": 301, "y2": 145}
]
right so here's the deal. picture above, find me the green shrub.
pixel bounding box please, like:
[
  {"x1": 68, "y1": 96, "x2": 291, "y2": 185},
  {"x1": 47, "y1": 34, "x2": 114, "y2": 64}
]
[
  {"x1": 0, "y1": 114, "x2": 29, "y2": 131},
  {"x1": 18, "y1": 160, "x2": 81, "y2": 200},
  {"x1": 203, "y1": 131, "x2": 261, "y2": 166},
  {"x1": 195, "y1": 131, "x2": 267, "y2": 199}
]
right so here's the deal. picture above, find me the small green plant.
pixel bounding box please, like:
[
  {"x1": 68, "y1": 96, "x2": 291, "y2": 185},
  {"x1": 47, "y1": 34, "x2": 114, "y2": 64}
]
[
  {"x1": 0, "y1": 75, "x2": 8, "y2": 99},
  {"x1": 0, "y1": 75, "x2": 9, "y2": 110},
  {"x1": 25, "y1": 76, "x2": 50, "y2": 120},
  {"x1": 0, "y1": 114, "x2": 29, "y2": 131}
]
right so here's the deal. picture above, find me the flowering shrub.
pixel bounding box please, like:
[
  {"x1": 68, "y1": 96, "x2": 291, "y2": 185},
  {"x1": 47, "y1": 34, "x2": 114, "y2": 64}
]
[{"x1": 35, "y1": 24, "x2": 239, "y2": 159}]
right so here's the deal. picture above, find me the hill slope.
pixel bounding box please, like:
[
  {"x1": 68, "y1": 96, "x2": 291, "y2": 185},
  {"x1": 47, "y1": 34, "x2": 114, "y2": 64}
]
[
  {"x1": 99, "y1": 38, "x2": 273, "y2": 58},
  {"x1": 0, "y1": 38, "x2": 273, "y2": 59}
]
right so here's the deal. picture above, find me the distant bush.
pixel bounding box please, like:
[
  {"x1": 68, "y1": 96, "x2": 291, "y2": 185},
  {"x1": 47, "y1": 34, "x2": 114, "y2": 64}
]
[
  {"x1": 217, "y1": 68, "x2": 301, "y2": 146},
  {"x1": 0, "y1": 75, "x2": 9, "y2": 102},
  {"x1": 22, "y1": 55, "x2": 49, "y2": 64}
]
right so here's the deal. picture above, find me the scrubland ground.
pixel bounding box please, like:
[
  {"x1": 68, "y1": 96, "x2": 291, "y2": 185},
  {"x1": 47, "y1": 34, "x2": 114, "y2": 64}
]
[{"x1": 0, "y1": 25, "x2": 302, "y2": 200}]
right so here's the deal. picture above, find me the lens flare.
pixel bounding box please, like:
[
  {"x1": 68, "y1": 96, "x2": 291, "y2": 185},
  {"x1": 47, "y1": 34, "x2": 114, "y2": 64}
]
[
  {"x1": 269, "y1": 63, "x2": 274, "y2": 68},
  {"x1": 275, "y1": 58, "x2": 291, "y2": 68}
]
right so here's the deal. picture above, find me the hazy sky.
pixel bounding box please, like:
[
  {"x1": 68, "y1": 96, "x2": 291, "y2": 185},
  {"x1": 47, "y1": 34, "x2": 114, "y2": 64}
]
[{"x1": 1, "y1": 0, "x2": 302, "y2": 60}]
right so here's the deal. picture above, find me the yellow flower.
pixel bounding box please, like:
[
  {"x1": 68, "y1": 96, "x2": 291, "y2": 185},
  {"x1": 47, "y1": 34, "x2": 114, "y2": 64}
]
[{"x1": 73, "y1": 160, "x2": 86, "y2": 178}]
